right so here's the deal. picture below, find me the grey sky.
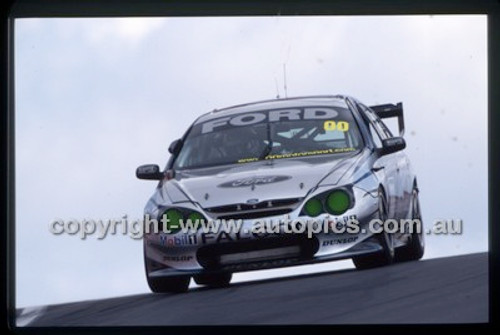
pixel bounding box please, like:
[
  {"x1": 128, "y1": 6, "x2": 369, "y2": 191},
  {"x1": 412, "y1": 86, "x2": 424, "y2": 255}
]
[{"x1": 15, "y1": 15, "x2": 487, "y2": 307}]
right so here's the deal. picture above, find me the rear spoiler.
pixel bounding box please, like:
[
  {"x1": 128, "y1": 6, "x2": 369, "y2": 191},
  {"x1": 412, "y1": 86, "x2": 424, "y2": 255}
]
[{"x1": 369, "y1": 102, "x2": 405, "y2": 137}]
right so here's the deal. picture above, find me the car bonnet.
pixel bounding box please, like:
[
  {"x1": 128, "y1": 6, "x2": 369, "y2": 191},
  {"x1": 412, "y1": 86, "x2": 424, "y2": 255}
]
[{"x1": 162, "y1": 153, "x2": 361, "y2": 208}]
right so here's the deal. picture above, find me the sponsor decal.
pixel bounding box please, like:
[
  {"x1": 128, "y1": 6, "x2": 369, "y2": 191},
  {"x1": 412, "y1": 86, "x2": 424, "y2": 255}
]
[
  {"x1": 322, "y1": 236, "x2": 358, "y2": 247},
  {"x1": 200, "y1": 230, "x2": 253, "y2": 244},
  {"x1": 222, "y1": 257, "x2": 297, "y2": 271},
  {"x1": 160, "y1": 234, "x2": 198, "y2": 246},
  {"x1": 265, "y1": 148, "x2": 355, "y2": 160},
  {"x1": 199, "y1": 108, "x2": 340, "y2": 134},
  {"x1": 218, "y1": 175, "x2": 291, "y2": 188},
  {"x1": 162, "y1": 255, "x2": 193, "y2": 262},
  {"x1": 328, "y1": 215, "x2": 358, "y2": 231},
  {"x1": 237, "y1": 147, "x2": 356, "y2": 163},
  {"x1": 160, "y1": 231, "x2": 256, "y2": 246}
]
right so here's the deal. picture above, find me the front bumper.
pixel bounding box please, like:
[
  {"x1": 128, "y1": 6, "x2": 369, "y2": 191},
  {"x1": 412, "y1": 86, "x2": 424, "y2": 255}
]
[
  {"x1": 148, "y1": 237, "x2": 383, "y2": 278},
  {"x1": 145, "y1": 185, "x2": 380, "y2": 276}
]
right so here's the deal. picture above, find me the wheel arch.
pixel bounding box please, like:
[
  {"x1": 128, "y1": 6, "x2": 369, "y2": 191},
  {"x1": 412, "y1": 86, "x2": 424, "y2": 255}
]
[{"x1": 378, "y1": 183, "x2": 387, "y2": 201}]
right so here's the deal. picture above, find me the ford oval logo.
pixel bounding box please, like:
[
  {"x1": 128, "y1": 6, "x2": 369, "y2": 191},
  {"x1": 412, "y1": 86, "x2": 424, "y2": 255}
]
[{"x1": 217, "y1": 175, "x2": 291, "y2": 188}]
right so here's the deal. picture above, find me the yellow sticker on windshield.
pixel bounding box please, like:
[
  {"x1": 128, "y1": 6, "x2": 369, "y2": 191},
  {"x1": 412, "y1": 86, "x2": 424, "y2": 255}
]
[
  {"x1": 237, "y1": 147, "x2": 357, "y2": 163},
  {"x1": 324, "y1": 120, "x2": 349, "y2": 132}
]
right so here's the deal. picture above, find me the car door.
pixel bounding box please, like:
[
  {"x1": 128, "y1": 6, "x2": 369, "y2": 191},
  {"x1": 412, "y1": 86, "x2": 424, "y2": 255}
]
[
  {"x1": 356, "y1": 103, "x2": 399, "y2": 219},
  {"x1": 375, "y1": 115, "x2": 409, "y2": 220}
]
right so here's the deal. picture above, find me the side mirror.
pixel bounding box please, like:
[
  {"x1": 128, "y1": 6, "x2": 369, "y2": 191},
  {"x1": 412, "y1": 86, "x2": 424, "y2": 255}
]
[
  {"x1": 380, "y1": 137, "x2": 406, "y2": 156},
  {"x1": 136, "y1": 164, "x2": 164, "y2": 180},
  {"x1": 168, "y1": 139, "x2": 183, "y2": 155}
]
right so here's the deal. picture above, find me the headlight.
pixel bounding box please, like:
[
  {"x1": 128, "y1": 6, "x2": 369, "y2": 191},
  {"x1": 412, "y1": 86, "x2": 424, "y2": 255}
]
[
  {"x1": 301, "y1": 188, "x2": 353, "y2": 217},
  {"x1": 187, "y1": 211, "x2": 205, "y2": 229},
  {"x1": 304, "y1": 198, "x2": 323, "y2": 217},
  {"x1": 325, "y1": 190, "x2": 350, "y2": 215},
  {"x1": 163, "y1": 209, "x2": 183, "y2": 233},
  {"x1": 160, "y1": 208, "x2": 206, "y2": 233}
]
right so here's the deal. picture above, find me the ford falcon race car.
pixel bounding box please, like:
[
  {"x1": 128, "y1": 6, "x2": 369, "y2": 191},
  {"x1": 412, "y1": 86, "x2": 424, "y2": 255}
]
[{"x1": 136, "y1": 95, "x2": 424, "y2": 293}]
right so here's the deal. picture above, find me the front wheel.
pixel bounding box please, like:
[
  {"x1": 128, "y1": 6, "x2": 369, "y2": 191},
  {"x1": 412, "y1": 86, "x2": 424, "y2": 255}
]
[
  {"x1": 147, "y1": 275, "x2": 191, "y2": 293},
  {"x1": 353, "y1": 188, "x2": 395, "y2": 270},
  {"x1": 144, "y1": 242, "x2": 191, "y2": 293},
  {"x1": 193, "y1": 272, "x2": 232, "y2": 288},
  {"x1": 395, "y1": 187, "x2": 425, "y2": 262}
]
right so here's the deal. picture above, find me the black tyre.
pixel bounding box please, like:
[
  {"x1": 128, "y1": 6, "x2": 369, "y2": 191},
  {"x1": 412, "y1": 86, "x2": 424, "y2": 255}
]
[
  {"x1": 147, "y1": 275, "x2": 191, "y2": 293},
  {"x1": 395, "y1": 186, "x2": 425, "y2": 262},
  {"x1": 143, "y1": 242, "x2": 191, "y2": 293},
  {"x1": 193, "y1": 272, "x2": 232, "y2": 288},
  {"x1": 353, "y1": 188, "x2": 395, "y2": 270}
]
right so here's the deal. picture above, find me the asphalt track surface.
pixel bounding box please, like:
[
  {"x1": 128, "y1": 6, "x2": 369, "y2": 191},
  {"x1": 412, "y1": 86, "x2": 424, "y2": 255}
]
[{"x1": 17, "y1": 252, "x2": 488, "y2": 326}]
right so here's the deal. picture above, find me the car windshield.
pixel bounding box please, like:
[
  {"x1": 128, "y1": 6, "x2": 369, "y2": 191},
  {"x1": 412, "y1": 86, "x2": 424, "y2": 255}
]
[{"x1": 174, "y1": 106, "x2": 363, "y2": 169}]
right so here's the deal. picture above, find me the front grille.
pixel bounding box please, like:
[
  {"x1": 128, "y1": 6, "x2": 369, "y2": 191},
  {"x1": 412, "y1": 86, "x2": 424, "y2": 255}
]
[
  {"x1": 217, "y1": 208, "x2": 293, "y2": 221},
  {"x1": 196, "y1": 234, "x2": 319, "y2": 270},
  {"x1": 205, "y1": 197, "x2": 302, "y2": 220}
]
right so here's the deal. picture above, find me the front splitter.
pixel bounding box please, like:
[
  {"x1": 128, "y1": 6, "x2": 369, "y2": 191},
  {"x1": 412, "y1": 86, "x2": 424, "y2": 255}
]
[{"x1": 148, "y1": 240, "x2": 383, "y2": 278}]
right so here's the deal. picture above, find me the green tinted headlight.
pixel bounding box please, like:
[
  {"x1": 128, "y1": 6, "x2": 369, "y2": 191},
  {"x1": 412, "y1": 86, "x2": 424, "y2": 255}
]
[
  {"x1": 162, "y1": 209, "x2": 183, "y2": 233},
  {"x1": 304, "y1": 198, "x2": 323, "y2": 217},
  {"x1": 326, "y1": 190, "x2": 350, "y2": 215},
  {"x1": 187, "y1": 212, "x2": 205, "y2": 230},
  {"x1": 187, "y1": 212, "x2": 204, "y2": 222}
]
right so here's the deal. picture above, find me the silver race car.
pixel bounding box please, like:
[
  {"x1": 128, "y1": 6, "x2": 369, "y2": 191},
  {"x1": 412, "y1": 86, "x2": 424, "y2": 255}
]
[{"x1": 136, "y1": 95, "x2": 424, "y2": 293}]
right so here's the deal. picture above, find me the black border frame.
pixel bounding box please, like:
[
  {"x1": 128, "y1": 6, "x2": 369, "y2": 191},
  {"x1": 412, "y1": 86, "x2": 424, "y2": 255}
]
[{"x1": 2, "y1": 0, "x2": 498, "y2": 334}]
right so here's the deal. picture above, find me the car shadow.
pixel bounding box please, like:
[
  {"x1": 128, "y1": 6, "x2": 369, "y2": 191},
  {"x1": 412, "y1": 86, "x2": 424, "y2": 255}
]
[{"x1": 190, "y1": 267, "x2": 357, "y2": 292}]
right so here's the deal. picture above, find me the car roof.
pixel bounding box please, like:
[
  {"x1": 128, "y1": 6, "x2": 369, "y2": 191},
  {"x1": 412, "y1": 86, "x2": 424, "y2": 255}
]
[{"x1": 194, "y1": 95, "x2": 350, "y2": 124}]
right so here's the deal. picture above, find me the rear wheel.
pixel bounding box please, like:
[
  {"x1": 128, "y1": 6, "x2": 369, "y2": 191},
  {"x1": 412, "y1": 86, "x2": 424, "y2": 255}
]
[
  {"x1": 395, "y1": 187, "x2": 425, "y2": 262},
  {"x1": 147, "y1": 275, "x2": 191, "y2": 293},
  {"x1": 353, "y1": 188, "x2": 395, "y2": 270},
  {"x1": 194, "y1": 272, "x2": 232, "y2": 288}
]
